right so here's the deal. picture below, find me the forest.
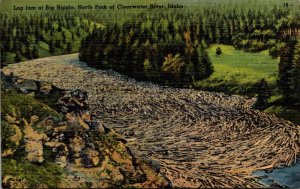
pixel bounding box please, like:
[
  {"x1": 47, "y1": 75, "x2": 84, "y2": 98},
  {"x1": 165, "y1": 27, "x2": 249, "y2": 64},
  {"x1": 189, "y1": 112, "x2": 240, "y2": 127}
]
[
  {"x1": 78, "y1": 5, "x2": 299, "y2": 112},
  {"x1": 0, "y1": 13, "x2": 103, "y2": 65},
  {"x1": 79, "y1": 7, "x2": 298, "y2": 85},
  {"x1": 0, "y1": 1, "x2": 299, "y2": 122},
  {"x1": 1, "y1": 0, "x2": 300, "y2": 188}
]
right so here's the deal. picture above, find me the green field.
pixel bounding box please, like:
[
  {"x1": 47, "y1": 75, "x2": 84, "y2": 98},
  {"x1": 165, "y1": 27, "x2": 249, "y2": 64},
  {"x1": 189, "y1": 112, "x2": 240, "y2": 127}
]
[
  {"x1": 196, "y1": 44, "x2": 279, "y2": 95},
  {"x1": 198, "y1": 44, "x2": 299, "y2": 124}
]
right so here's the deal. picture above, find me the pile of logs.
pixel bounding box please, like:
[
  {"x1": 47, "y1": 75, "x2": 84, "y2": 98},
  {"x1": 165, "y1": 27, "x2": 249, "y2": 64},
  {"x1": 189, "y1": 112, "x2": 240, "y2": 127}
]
[
  {"x1": 57, "y1": 89, "x2": 88, "y2": 114},
  {"x1": 3, "y1": 54, "x2": 300, "y2": 188}
]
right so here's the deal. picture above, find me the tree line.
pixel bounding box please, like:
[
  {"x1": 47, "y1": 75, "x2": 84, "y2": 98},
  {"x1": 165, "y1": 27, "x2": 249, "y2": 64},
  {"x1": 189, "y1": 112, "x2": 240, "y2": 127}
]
[
  {"x1": 79, "y1": 23, "x2": 214, "y2": 86},
  {"x1": 79, "y1": 6, "x2": 298, "y2": 86},
  {"x1": 0, "y1": 13, "x2": 97, "y2": 67}
]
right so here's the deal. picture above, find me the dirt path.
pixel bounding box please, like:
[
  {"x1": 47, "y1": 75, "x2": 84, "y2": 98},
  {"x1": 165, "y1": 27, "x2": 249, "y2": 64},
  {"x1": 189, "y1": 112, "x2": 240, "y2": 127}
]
[{"x1": 3, "y1": 54, "x2": 300, "y2": 188}]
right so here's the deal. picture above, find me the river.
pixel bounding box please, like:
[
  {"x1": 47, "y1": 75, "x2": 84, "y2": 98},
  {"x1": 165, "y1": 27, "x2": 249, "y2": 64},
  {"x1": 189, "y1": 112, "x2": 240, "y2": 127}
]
[{"x1": 254, "y1": 158, "x2": 300, "y2": 188}]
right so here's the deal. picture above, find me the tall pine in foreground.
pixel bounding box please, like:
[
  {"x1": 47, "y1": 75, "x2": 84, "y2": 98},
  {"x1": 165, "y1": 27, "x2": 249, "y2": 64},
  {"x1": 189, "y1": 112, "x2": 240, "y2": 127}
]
[
  {"x1": 290, "y1": 41, "x2": 300, "y2": 105},
  {"x1": 277, "y1": 39, "x2": 297, "y2": 104},
  {"x1": 197, "y1": 41, "x2": 214, "y2": 80}
]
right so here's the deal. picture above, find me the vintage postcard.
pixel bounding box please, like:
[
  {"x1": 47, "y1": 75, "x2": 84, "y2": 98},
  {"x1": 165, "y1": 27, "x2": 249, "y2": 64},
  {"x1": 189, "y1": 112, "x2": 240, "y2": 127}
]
[{"x1": 1, "y1": 0, "x2": 300, "y2": 188}]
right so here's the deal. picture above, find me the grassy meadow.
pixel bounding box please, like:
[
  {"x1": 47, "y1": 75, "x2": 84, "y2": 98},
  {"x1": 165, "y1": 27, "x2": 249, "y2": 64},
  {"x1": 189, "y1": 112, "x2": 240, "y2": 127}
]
[
  {"x1": 196, "y1": 44, "x2": 279, "y2": 95},
  {"x1": 199, "y1": 45, "x2": 299, "y2": 124}
]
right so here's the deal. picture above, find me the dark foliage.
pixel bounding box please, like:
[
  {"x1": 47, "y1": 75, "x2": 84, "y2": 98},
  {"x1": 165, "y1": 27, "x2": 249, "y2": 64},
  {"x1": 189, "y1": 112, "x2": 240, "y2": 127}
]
[
  {"x1": 277, "y1": 39, "x2": 297, "y2": 103},
  {"x1": 216, "y1": 47, "x2": 222, "y2": 56}
]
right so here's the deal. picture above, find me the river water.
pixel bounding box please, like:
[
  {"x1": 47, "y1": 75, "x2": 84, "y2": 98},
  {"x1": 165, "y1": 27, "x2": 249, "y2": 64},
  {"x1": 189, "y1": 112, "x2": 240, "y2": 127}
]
[{"x1": 253, "y1": 158, "x2": 300, "y2": 188}]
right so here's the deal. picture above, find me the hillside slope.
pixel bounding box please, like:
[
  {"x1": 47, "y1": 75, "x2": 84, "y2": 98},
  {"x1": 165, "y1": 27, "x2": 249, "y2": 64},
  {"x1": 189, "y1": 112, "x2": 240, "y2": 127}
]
[
  {"x1": 1, "y1": 72, "x2": 170, "y2": 188},
  {"x1": 3, "y1": 54, "x2": 300, "y2": 188}
]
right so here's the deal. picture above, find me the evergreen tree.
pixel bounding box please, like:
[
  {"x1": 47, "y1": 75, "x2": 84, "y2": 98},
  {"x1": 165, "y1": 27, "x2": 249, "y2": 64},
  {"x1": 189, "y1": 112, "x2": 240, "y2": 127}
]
[
  {"x1": 216, "y1": 28, "x2": 221, "y2": 44},
  {"x1": 49, "y1": 40, "x2": 55, "y2": 55},
  {"x1": 1, "y1": 52, "x2": 8, "y2": 66},
  {"x1": 58, "y1": 23, "x2": 63, "y2": 32},
  {"x1": 197, "y1": 42, "x2": 214, "y2": 79},
  {"x1": 62, "y1": 31, "x2": 67, "y2": 43},
  {"x1": 15, "y1": 51, "x2": 22, "y2": 62},
  {"x1": 50, "y1": 28, "x2": 55, "y2": 37},
  {"x1": 46, "y1": 21, "x2": 52, "y2": 31},
  {"x1": 290, "y1": 41, "x2": 300, "y2": 105},
  {"x1": 255, "y1": 78, "x2": 271, "y2": 109},
  {"x1": 143, "y1": 59, "x2": 153, "y2": 79},
  {"x1": 25, "y1": 44, "x2": 33, "y2": 59},
  {"x1": 216, "y1": 47, "x2": 222, "y2": 56},
  {"x1": 277, "y1": 39, "x2": 297, "y2": 103},
  {"x1": 67, "y1": 42, "x2": 72, "y2": 53},
  {"x1": 72, "y1": 33, "x2": 75, "y2": 41},
  {"x1": 32, "y1": 46, "x2": 39, "y2": 59},
  {"x1": 6, "y1": 38, "x2": 13, "y2": 51},
  {"x1": 77, "y1": 28, "x2": 81, "y2": 37},
  {"x1": 20, "y1": 44, "x2": 26, "y2": 55},
  {"x1": 55, "y1": 40, "x2": 61, "y2": 48},
  {"x1": 39, "y1": 18, "x2": 44, "y2": 29},
  {"x1": 190, "y1": 48, "x2": 201, "y2": 81},
  {"x1": 35, "y1": 27, "x2": 41, "y2": 42},
  {"x1": 0, "y1": 45, "x2": 7, "y2": 66}
]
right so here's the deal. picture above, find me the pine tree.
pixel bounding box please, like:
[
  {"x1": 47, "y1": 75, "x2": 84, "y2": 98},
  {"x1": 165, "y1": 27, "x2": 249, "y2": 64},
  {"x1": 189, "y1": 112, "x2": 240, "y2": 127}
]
[
  {"x1": 143, "y1": 59, "x2": 153, "y2": 79},
  {"x1": 67, "y1": 42, "x2": 72, "y2": 53},
  {"x1": 71, "y1": 33, "x2": 75, "y2": 41},
  {"x1": 50, "y1": 28, "x2": 55, "y2": 37},
  {"x1": 77, "y1": 28, "x2": 81, "y2": 37},
  {"x1": 20, "y1": 44, "x2": 26, "y2": 55},
  {"x1": 277, "y1": 39, "x2": 297, "y2": 103},
  {"x1": 58, "y1": 23, "x2": 63, "y2": 32},
  {"x1": 25, "y1": 44, "x2": 33, "y2": 59},
  {"x1": 32, "y1": 46, "x2": 39, "y2": 59},
  {"x1": 39, "y1": 18, "x2": 44, "y2": 29},
  {"x1": 290, "y1": 41, "x2": 300, "y2": 105},
  {"x1": 216, "y1": 28, "x2": 221, "y2": 44},
  {"x1": 55, "y1": 40, "x2": 61, "y2": 48},
  {"x1": 15, "y1": 51, "x2": 22, "y2": 62},
  {"x1": 197, "y1": 42, "x2": 214, "y2": 79},
  {"x1": 35, "y1": 27, "x2": 41, "y2": 42},
  {"x1": 190, "y1": 48, "x2": 201, "y2": 81},
  {"x1": 0, "y1": 45, "x2": 7, "y2": 66},
  {"x1": 6, "y1": 38, "x2": 13, "y2": 51},
  {"x1": 216, "y1": 47, "x2": 222, "y2": 56},
  {"x1": 255, "y1": 78, "x2": 271, "y2": 109},
  {"x1": 62, "y1": 31, "x2": 67, "y2": 43},
  {"x1": 49, "y1": 40, "x2": 55, "y2": 55}
]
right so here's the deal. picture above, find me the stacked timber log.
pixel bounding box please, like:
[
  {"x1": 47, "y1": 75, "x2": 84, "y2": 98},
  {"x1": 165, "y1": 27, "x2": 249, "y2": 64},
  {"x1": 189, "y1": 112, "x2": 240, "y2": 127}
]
[{"x1": 3, "y1": 54, "x2": 300, "y2": 188}]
